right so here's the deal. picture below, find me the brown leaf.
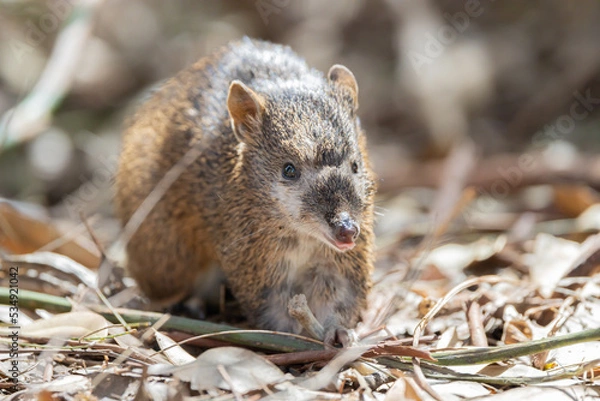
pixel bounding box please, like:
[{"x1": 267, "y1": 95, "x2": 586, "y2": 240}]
[
  {"x1": 502, "y1": 319, "x2": 532, "y2": 345},
  {"x1": 364, "y1": 340, "x2": 436, "y2": 361},
  {"x1": 553, "y1": 184, "x2": 600, "y2": 218},
  {"x1": 0, "y1": 199, "x2": 100, "y2": 268}
]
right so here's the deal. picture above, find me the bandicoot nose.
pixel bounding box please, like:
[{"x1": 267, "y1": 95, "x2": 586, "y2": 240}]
[{"x1": 334, "y1": 219, "x2": 359, "y2": 244}]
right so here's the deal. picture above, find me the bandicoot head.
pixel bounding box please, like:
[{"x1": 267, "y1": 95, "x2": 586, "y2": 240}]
[{"x1": 227, "y1": 65, "x2": 375, "y2": 252}]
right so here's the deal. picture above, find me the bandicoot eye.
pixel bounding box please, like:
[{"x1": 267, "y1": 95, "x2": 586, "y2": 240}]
[{"x1": 282, "y1": 163, "x2": 300, "y2": 180}]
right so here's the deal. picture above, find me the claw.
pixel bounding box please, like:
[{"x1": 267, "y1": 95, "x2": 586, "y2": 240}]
[{"x1": 324, "y1": 324, "x2": 351, "y2": 347}]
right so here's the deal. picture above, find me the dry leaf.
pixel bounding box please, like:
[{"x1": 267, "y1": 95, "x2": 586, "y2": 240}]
[
  {"x1": 154, "y1": 330, "x2": 195, "y2": 365},
  {"x1": 577, "y1": 203, "x2": 600, "y2": 232},
  {"x1": 148, "y1": 346, "x2": 287, "y2": 394},
  {"x1": 417, "y1": 236, "x2": 506, "y2": 277},
  {"x1": 24, "y1": 375, "x2": 90, "y2": 395},
  {"x1": 431, "y1": 381, "x2": 490, "y2": 400},
  {"x1": 502, "y1": 319, "x2": 532, "y2": 345},
  {"x1": 567, "y1": 233, "x2": 600, "y2": 278},
  {"x1": 0, "y1": 198, "x2": 99, "y2": 268},
  {"x1": 551, "y1": 342, "x2": 600, "y2": 368},
  {"x1": 365, "y1": 341, "x2": 436, "y2": 361},
  {"x1": 552, "y1": 184, "x2": 599, "y2": 218},
  {"x1": 385, "y1": 376, "x2": 424, "y2": 401},
  {"x1": 437, "y1": 326, "x2": 461, "y2": 349},
  {"x1": 3, "y1": 251, "x2": 97, "y2": 288},
  {"x1": 0, "y1": 311, "x2": 109, "y2": 339},
  {"x1": 470, "y1": 384, "x2": 595, "y2": 400},
  {"x1": 524, "y1": 234, "x2": 581, "y2": 297}
]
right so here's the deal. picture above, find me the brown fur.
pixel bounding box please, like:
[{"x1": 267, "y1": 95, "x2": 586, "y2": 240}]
[{"x1": 115, "y1": 38, "x2": 376, "y2": 339}]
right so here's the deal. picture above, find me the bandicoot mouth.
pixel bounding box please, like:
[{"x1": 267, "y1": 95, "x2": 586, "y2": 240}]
[
  {"x1": 317, "y1": 226, "x2": 358, "y2": 252},
  {"x1": 334, "y1": 240, "x2": 355, "y2": 251},
  {"x1": 322, "y1": 235, "x2": 355, "y2": 251}
]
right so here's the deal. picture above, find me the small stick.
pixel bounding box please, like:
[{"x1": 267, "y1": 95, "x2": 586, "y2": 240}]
[{"x1": 288, "y1": 294, "x2": 324, "y2": 341}]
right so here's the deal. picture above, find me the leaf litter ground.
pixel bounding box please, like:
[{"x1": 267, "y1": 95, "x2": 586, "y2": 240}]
[{"x1": 1, "y1": 145, "x2": 600, "y2": 400}]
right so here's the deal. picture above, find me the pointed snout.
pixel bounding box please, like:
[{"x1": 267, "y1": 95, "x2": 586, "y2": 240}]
[
  {"x1": 334, "y1": 219, "x2": 359, "y2": 244},
  {"x1": 332, "y1": 214, "x2": 360, "y2": 251},
  {"x1": 304, "y1": 170, "x2": 364, "y2": 251}
]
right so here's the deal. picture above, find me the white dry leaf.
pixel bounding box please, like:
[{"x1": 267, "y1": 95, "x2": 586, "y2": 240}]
[
  {"x1": 559, "y1": 296, "x2": 600, "y2": 333},
  {"x1": 495, "y1": 364, "x2": 549, "y2": 380},
  {"x1": 440, "y1": 359, "x2": 490, "y2": 376},
  {"x1": 470, "y1": 384, "x2": 599, "y2": 400},
  {"x1": 384, "y1": 376, "x2": 424, "y2": 401},
  {"x1": 576, "y1": 203, "x2": 600, "y2": 232},
  {"x1": 493, "y1": 364, "x2": 577, "y2": 386},
  {"x1": 25, "y1": 374, "x2": 91, "y2": 394},
  {"x1": 144, "y1": 381, "x2": 177, "y2": 401},
  {"x1": 550, "y1": 342, "x2": 600, "y2": 369},
  {"x1": 147, "y1": 346, "x2": 287, "y2": 394},
  {"x1": 563, "y1": 232, "x2": 600, "y2": 278},
  {"x1": 0, "y1": 311, "x2": 108, "y2": 339},
  {"x1": 417, "y1": 236, "x2": 506, "y2": 277},
  {"x1": 154, "y1": 330, "x2": 195, "y2": 365},
  {"x1": 501, "y1": 304, "x2": 520, "y2": 322},
  {"x1": 436, "y1": 326, "x2": 460, "y2": 349},
  {"x1": 0, "y1": 355, "x2": 34, "y2": 378},
  {"x1": 110, "y1": 326, "x2": 171, "y2": 365},
  {"x1": 580, "y1": 279, "x2": 600, "y2": 299},
  {"x1": 524, "y1": 233, "x2": 581, "y2": 298},
  {"x1": 268, "y1": 381, "x2": 360, "y2": 401},
  {"x1": 431, "y1": 381, "x2": 490, "y2": 400},
  {"x1": 7, "y1": 251, "x2": 98, "y2": 288}
]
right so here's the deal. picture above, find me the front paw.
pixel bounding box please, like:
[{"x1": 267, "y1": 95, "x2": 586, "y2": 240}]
[{"x1": 287, "y1": 294, "x2": 357, "y2": 346}]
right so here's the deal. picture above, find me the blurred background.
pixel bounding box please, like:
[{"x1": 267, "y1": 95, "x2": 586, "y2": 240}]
[{"x1": 0, "y1": 0, "x2": 599, "y2": 249}]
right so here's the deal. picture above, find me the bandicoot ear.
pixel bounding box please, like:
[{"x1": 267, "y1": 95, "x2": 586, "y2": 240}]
[
  {"x1": 227, "y1": 80, "x2": 265, "y2": 143},
  {"x1": 328, "y1": 64, "x2": 359, "y2": 112}
]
